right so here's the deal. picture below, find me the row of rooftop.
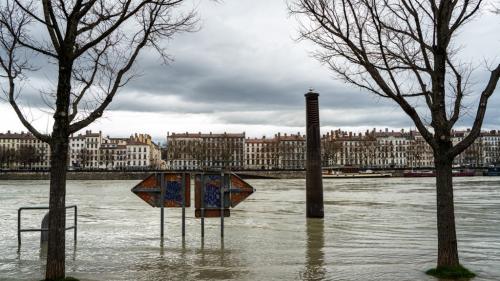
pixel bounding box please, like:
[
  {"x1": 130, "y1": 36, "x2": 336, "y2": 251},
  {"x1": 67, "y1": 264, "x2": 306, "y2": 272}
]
[{"x1": 3, "y1": 127, "x2": 500, "y2": 143}]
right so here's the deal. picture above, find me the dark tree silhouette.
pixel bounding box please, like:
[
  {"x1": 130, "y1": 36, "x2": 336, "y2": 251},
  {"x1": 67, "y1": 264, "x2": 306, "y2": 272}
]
[
  {"x1": 291, "y1": 0, "x2": 500, "y2": 271},
  {"x1": 0, "y1": 0, "x2": 196, "y2": 279}
]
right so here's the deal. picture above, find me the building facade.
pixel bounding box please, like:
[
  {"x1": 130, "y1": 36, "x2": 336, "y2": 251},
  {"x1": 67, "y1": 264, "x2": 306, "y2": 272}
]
[
  {"x1": 68, "y1": 130, "x2": 163, "y2": 170},
  {"x1": 245, "y1": 133, "x2": 305, "y2": 170},
  {"x1": 0, "y1": 131, "x2": 50, "y2": 169},
  {"x1": 2, "y1": 128, "x2": 499, "y2": 171},
  {"x1": 167, "y1": 132, "x2": 245, "y2": 170}
]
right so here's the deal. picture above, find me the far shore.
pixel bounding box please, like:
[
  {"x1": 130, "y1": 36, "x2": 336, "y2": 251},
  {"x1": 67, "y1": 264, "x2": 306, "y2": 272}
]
[{"x1": 0, "y1": 168, "x2": 490, "y2": 180}]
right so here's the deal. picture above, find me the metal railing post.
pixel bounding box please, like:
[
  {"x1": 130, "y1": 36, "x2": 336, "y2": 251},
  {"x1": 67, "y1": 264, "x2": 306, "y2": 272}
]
[
  {"x1": 74, "y1": 206, "x2": 77, "y2": 244},
  {"x1": 17, "y1": 208, "x2": 21, "y2": 249},
  {"x1": 17, "y1": 205, "x2": 78, "y2": 249}
]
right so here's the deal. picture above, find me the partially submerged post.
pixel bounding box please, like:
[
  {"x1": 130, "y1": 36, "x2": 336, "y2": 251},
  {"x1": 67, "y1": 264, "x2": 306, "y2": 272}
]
[
  {"x1": 41, "y1": 212, "x2": 49, "y2": 244},
  {"x1": 305, "y1": 89, "x2": 324, "y2": 218}
]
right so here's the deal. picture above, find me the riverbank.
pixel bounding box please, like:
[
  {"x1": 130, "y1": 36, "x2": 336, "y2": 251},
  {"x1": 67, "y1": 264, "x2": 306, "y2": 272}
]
[
  {"x1": 0, "y1": 170, "x2": 306, "y2": 180},
  {"x1": 0, "y1": 169, "x2": 489, "y2": 180}
]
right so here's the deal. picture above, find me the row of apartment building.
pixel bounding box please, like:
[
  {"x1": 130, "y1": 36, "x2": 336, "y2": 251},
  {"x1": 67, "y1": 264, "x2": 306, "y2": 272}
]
[
  {"x1": 2, "y1": 128, "x2": 499, "y2": 171},
  {"x1": 0, "y1": 130, "x2": 163, "y2": 170},
  {"x1": 166, "y1": 129, "x2": 500, "y2": 170},
  {"x1": 166, "y1": 132, "x2": 306, "y2": 170}
]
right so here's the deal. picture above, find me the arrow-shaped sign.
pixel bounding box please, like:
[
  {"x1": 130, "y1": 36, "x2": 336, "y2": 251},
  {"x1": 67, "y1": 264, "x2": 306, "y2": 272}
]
[
  {"x1": 229, "y1": 173, "x2": 255, "y2": 208},
  {"x1": 131, "y1": 173, "x2": 190, "y2": 208},
  {"x1": 195, "y1": 173, "x2": 255, "y2": 217}
]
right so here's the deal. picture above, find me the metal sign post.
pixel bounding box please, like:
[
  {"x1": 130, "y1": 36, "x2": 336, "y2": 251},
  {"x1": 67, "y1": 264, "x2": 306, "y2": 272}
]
[
  {"x1": 131, "y1": 172, "x2": 191, "y2": 241},
  {"x1": 200, "y1": 173, "x2": 205, "y2": 238},
  {"x1": 182, "y1": 173, "x2": 186, "y2": 237},
  {"x1": 220, "y1": 171, "x2": 225, "y2": 238},
  {"x1": 159, "y1": 173, "x2": 165, "y2": 239}
]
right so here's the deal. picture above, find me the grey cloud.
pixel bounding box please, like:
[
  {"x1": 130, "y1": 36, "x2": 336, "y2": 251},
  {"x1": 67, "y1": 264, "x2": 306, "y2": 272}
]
[
  {"x1": 2, "y1": 0, "x2": 500, "y2": 135},
  {"x1": 212, "y1": 106, "x2": 412, "y2": 128}
]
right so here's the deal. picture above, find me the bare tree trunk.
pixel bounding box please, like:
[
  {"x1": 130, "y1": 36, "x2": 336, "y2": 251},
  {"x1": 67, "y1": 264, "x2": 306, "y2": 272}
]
[
  {"x1": 46, "y1": 137, "x2": 69, "y2": 280},
  {"x1": 435, "y1": 150, "x2": 459, "y2": 268},
  {"x1": 46, "y1": 59, "x2": 72, "y2": 280}
]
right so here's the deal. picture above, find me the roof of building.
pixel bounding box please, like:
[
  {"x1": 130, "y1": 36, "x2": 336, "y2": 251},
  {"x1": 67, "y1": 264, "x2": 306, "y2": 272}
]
[
  {"x1": 0, "y1": 131, "x2": 37, "y2": 140},
  {"x1": 246, "y1": 138, "x2": 278, "y2": 143},
  {"x1": 169, "y1": 132, "x2": 245, "y2": 138},
  {"x1": 126, "y1": 140, "x2": 149, "y2": 146},
  {"x1": 279, "y1": 135, "x2": 305, "y2": 141},
  {"x1": 70, "y1": 130, "x2": 102, "y2": 139}
]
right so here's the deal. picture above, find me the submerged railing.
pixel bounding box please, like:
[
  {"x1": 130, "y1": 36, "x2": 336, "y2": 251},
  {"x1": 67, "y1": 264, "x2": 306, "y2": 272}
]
[{"x1": 17, "y1": 205, "x2": 77, "y2": 250}]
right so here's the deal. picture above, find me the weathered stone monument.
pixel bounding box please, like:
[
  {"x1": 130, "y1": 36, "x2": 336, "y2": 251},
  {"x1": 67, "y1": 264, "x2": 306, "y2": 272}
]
[{"x1": 305, "y1": 89, "x2": 324, "y2": 218}]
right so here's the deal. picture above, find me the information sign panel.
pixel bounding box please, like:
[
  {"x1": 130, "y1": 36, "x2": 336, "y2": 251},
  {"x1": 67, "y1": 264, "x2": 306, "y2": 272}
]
[
  {"x1": 131, "y1": 173, "x2": 190, "y2": 207},
  {"x1": 195, "y1": 174, "x2": 230, "y2": 217}
]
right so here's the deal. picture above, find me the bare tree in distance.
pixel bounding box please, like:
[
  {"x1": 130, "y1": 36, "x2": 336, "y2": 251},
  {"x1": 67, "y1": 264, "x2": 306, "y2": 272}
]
[
  {"x1": 290, "y1": 0, "x2": 500, "y2": 274},
  {"x1": 0, "y1": 0, "x2": 197, "y2": 279}
]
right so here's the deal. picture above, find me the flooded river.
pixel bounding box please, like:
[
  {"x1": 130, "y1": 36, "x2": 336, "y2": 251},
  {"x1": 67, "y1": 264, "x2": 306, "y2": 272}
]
[{"x1": 0, "y1": 177, "x2": 499, "y2": 281}]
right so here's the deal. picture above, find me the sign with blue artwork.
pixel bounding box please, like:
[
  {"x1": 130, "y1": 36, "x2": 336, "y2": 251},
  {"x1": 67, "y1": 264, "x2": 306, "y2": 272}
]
[
  {"x1": 131, "y1": 173, "x2": 190, "y2": 208},
  {"x1": 195, "y1": 174, "x2": 231, "y2": 217}
]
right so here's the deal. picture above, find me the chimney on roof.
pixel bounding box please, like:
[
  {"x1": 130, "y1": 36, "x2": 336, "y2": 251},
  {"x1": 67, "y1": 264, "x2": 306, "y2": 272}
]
[
  {"x1": 385, "y1": 128, "x2": 389, "y2": 133},
  {"x1": 8, "y1": 130, "x2": 11, "y2": 134}
]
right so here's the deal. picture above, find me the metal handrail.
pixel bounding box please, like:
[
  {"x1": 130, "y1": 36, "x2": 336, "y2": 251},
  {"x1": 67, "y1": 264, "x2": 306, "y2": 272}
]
[{"x1": 18, "y1": 205, "x2": 77, "y2": 249}]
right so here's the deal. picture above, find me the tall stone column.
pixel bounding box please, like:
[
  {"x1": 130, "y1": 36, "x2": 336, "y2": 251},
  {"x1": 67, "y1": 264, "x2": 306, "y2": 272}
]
[{"x1": 305, "y1": 89, "x2": 324, "y2": 218}]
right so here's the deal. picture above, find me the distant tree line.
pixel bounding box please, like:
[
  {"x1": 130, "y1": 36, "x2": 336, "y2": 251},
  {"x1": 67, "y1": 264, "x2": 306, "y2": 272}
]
[{"x1": 0, "y1": 145, "x2": 47, "y2": 169}]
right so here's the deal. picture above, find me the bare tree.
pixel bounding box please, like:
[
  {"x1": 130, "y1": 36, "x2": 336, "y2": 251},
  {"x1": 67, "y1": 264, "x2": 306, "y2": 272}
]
[
  {"x1": 0, "y1": 147, "x2": 17, "y2": 168},
  {"x1": 0, "y1": 0, "x2": 196, "y2": 279},
  {"x1": 321, "y1": 135, "x2": 342, "y2": 167},
  {"x1": 291, "y1": 0, "x2": 500, "y2": 272},
  {"x1": 17, "y1": 144, "x2": 39, "y2": 168},
  {"x1": 192, "y1": 139, "x2": 208, "y2": 170}
]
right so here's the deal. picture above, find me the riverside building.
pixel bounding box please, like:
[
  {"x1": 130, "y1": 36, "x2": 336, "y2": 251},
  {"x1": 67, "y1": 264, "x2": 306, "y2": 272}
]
[
  {"x1": 69, "y1": 130, "x2": 163, "y2": 169},
  {"x1": 245, "y1": 133, "x2": 305, "y2": 170},
  {"x1": 166, "y1": 132, "x2": 245, "y2": 170},
  {"x1": 0, "y1": 131, "x2": 50, "y2": 170},
  {"x1": 2, "y1": 128, "x2": 499, "y2": 170}
]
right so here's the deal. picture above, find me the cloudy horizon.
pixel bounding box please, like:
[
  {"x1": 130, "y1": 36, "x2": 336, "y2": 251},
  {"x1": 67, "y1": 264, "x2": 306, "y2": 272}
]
[{"x1": 1, "y1": 0, "x2": 500, "y2": 142}]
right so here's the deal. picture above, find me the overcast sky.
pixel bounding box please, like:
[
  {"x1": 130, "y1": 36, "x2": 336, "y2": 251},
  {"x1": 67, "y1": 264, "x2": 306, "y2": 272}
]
[{"x1": 1, "y1": 0, "x2": 500, "y2": 142}]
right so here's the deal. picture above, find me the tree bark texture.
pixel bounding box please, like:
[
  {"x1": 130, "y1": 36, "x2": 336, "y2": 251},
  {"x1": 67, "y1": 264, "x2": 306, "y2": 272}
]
[
  {"x1": 45, "y1": 61, "x2": 72, "y2": 280},
  {"x1": 434, "y1": 149, "x2": 459, "y2": 268},
  {"x1": 45, "y1": 137, "x2": 69, "y2": 280}
]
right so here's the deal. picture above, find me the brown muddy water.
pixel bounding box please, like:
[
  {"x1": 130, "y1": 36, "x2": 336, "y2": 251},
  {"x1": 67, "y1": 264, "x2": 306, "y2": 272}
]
[{"x1": 0, "y1": 177, "x2": 499, "y2": 281}]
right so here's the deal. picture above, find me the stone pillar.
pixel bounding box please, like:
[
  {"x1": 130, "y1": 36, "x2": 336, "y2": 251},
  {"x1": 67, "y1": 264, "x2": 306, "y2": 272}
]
[{"x1": 305, "y1": 89, "x2": 324, "y2": 218}]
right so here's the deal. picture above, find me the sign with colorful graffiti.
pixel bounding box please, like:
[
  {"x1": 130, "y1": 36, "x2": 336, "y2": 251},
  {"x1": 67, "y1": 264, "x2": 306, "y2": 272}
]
[
  {"x1": 131, "y1": 173, "x2": 190, "y2": 208},
  {"x1": 195, "y1": 173, "x2": 231, "y2": 217},
  {"x1": 195, "y1": 173, "x2": 255, "y2": 218}
]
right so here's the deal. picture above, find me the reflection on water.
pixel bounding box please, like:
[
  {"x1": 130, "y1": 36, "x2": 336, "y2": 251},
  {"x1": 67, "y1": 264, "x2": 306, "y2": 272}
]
[
  {"x1": 0, "y1": 178, "x2": 499, "y2": 281},
  {"x1": 302, "y1": 219, "x2": 326, "y2": 281}
]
